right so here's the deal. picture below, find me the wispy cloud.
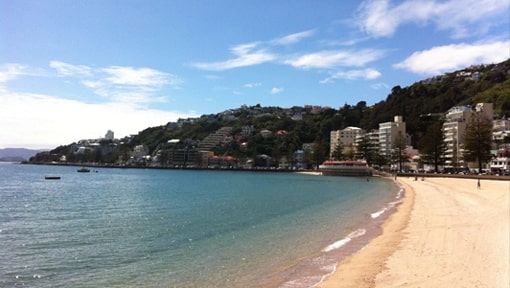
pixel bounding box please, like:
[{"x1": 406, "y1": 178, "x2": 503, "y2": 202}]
[
  {"x1": 192, "y1": 29, "x2": 385, "y2": 84},
  {"x1": 371, "y1": 82, "x2": 390, "y2": 90},
  {"x1": 394, "y1": 40, "x2": 510, "y2": 75},
  {"x1": 356, "y1": 0, "x2": 508, "y2": 38},
  {"x1": 102, "y1": 66, "x2": 175, "y2": 86},
  {"x1": 284, "y1": 49, "x2": 385, "y2": 69},
  {"x1": 192, "y1": 42, "x2": 276, "y2": 71},
  {"x1": 270, "y1": 29, "x2": 315, "y2": 45},
  {"x1": 244, "y1": 82, "x2": 262, "y2": 88},
  {"x1": 320, "y1": 68, "x2": 382, "y2": 83},
  {"x1": 50, "y1": 61, "x2": 92, "y2": 77},
  {"x1": 0, "y1": 64, "x2": 26, "y2": 83},
  {"x1": 192, "y1": 30, "x2": 316, "y2": 71},
  {"x1": 47, "y1": 61, "x2": 182, "y2": 105},
  {"x1": 0, "y1": 63, "x2": 46, "y2": 84}
]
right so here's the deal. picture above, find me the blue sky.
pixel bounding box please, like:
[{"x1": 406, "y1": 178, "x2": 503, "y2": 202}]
[{"x1": 1, "y1": 0, "x2": 509, "y2": 148}]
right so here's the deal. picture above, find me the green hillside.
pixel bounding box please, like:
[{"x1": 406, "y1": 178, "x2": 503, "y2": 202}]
[{"x1": 360, "y1": 59, "x2": 510, "y2": 147}]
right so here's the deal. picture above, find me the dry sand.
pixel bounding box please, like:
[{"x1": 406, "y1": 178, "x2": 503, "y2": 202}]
[{"x1": 318, "y1": 177, "x2": 509, "y2": 288}]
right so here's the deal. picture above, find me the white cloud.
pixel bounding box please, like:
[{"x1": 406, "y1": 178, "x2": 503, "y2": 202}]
[
  {"x1": 81, "y1": 80, "x2": 104, "y2": 88},
  {"x1": 0, "y1": 64, "x2": 47, "y2": 84},
  {"x1": 50, "y1": 61, "x2": 92, "y2": 77},
  {"x1": 0, "y1": 91, "x2": 196, "y2": 149},
  {"x1": 192, "y1": 30, "x2": 383, "y2": 77},
  {"x1": 320, "y1": 68, "x2": 382, "y2": 83},
  {"x1": 356, "y1": 0, "x2": 508, "y2": 38},
  {"x1": 0, "y1": 61, "x2": 189, "y2": 148},
  {"x1": 0, "y1": 64, "x2": 27, "y2": 83},
  {"x1": 49, "y1": 61, "x2": 182, "y2": 105},
  {"x1": 193, "y1": 42, "x2": 276, "y2": 71},
  {"x1": 102, "y1": 66, "x2": 176, "y2": 86},
  {"x1": 284, "y1": 49, "x2": 385, "y2": 69},
  {"x1": 394, "y1": 40, "x2": 510, "y2": 75},
  {"x1": 270, "y1": 87, "x2": 284, "y2": 94},
  {"x1": 270, "y1": 30, "x2": 316, "y2": 45},
  {"x1": 371, "y1": 82, "x2": 391, "y2": 90},
  {"x1": 244, "y1": 82, "x2": 262, "y2": 88}
]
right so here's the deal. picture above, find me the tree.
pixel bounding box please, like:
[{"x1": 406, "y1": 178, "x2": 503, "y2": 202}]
[
  {"x1": 418, "y1": 120, "x2": 446, "y2": 172},
  {"x1": 356, "y1": 134, "x2": 376, "y2": 164},
  {"x1": 313, "y1": 143, "x2": 328, "y2": 169},
  {"x1": 331, "y1": 143, "x2": 344, "y2": 160},
  {"x1": 463, "y1": 112, "x2": 493, "y2": 173},
  {"x1": 391, "y1": 131, "x2": 408, "y2": 171}
]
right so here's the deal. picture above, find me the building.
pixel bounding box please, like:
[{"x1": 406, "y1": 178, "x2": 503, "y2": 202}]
[
  {"x1": 198, "y1": 127, "x2": 233, "y2": 151},
  {"x1": 493, "y1": 118, "x2": 510, "y2": 142},
  {"x1": 293, "y1": 149, "x2": 304, "y2": 169},
  {"x1": 105, "y1": 130, "x2": 114, "y2": 140},
  {"x1": 330, "y1": 127, "x2": 364, "y2": 158},
  {"x1": 241, "y1": 125, "x2": 255, "y2": 136},
  {"x1": 354, "y1": 129, "x2": 380, "y2": 161},
  {"x1": 378, "y1": 116, "x2": 406, "y2": 159},
  {"x1": 490, "y1": 144, "x2": 510, "y2": 173},
  {"x1": 443, "y1": 105, "x2": 472, "y2": 168},
  {"x1": 443, "y1": 103, "x2": 494, "y2": 169},
  {"x1": 132, "y1": 145, "x2": 149, "y2": 160}
]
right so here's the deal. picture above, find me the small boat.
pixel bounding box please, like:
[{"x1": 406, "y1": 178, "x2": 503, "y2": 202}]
[
  {"x1": 45, "y1": 176, "x2": 61, "y2": 180},
  {"x1": 77, "y1": 167, "x2": 90, "y2": 173}
]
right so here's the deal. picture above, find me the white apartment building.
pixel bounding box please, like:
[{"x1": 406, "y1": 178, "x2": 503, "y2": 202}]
[
  {"x1": 490, "y1": 144, "x2": 510, "y2": 173},
  {"x1": 378, "y1": 116, "x2": 406, "y2": 158},
  {"x1": 443, "y1": 103, "x2": 493, "y2": 168},
  {"x1": 330, "y1": 126, "x2": 364, "y2": 158}
]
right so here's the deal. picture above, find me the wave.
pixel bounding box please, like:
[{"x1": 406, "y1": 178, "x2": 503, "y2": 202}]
[
  {"x1": 370, "y1": 207, "x2": 388, "y2": 219},
  {"x1": 372, "y1": 186, "x2": 405, "y2": 219},
  {"x1": 322, "y1": 229, "x2": 366, "y2": 252},
  {"x1": 396, "y1": 187, "x2": 404, "y2": 199},
  {"x1": 279, "y1": 263, "x2": 337, "y2": 288}
]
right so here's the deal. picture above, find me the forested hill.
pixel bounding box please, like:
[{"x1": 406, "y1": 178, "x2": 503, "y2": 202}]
[
  {"x1": 360, "y1": 58, "x2": 510, "y2": 145},
  {"x1": 32, "y1": 59, "x2": 510, "y2": 164},
  {"x1": 127, "y1": 59, "x2": 510, "y2": 154}
]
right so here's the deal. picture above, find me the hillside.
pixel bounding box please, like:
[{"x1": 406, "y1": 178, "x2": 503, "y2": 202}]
[
  {"x1": 30, "y1": 59, "x2": 510, "y2": 166},
  {"x1": 0, "y1": 148, "x2": 48, "y2": 162},
  {"x1": 360, "y1": 59, "x2": 510, "y2": 146}
]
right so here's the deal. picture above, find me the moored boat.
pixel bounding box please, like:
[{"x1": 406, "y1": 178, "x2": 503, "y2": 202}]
[
  {"x1": 77, "y1": 167, "x2": 90, "y2": 173},
  {"x1": 45, "y1": 176, "x2": 61, "y2": 180},
  {"x1": 319, "y1": 160, "x2": 373, "y2": 176}
]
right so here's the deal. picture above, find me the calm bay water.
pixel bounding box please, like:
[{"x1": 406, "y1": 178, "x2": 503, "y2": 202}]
[{"x1": 0, "y1": 163, "x2": 400, "y2": 287}]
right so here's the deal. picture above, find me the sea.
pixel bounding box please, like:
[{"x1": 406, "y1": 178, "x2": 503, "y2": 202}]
[{"x1": 0, "y1": 163, "x2": 402, "y2": 288}]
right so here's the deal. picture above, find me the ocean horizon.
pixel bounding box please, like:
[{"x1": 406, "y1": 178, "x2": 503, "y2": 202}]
[{"x1": 1, "y1": 163, "x2": 401, "y2": 287}]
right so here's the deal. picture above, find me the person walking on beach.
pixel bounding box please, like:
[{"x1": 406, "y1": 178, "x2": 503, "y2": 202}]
[{"x1": 477, "y1": 178, "x2": 481, "y2": 189}]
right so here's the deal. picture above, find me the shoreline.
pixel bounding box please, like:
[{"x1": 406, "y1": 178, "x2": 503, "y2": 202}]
[{"x1": 318, "y1": 176, "x2": 510, "y2": 288}]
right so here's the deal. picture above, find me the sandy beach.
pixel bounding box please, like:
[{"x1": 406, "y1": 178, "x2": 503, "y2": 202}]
[{"x1": 318, "y1": 176, "x2": 510, "y2": 288}]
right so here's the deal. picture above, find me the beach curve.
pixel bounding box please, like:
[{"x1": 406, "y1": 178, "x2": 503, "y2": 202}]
[{"x1": 318, "y1": 177, "x2": 509, "y2": 288}]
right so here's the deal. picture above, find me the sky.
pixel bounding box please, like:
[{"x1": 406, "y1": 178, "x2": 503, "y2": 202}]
[{"x1": 1, "y1": 0, "x2": 509, "y2": 149}]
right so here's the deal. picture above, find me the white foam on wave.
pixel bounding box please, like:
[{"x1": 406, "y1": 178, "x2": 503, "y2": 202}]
[
  {"x1": 389, "y1": 199, "x2": 403, "y2": 206},
  {"x1": 280, "y1": 263, "x2": 338, "y2": 288},
  {"x1": 370, "y1": 207, "x2": 388, "y2": 219},
  {"x1": 396, "y1": 187, "x2": 404, "y2": 199},
  {"x1": 310, "y1": 263, "x2": 338, "y2": 288},
  {"x1": 371, "y1": 185, "x2": 405, "y2": 220},
  {"x1": 322, "y1": 229, "x2": 366, "y2": 252}
]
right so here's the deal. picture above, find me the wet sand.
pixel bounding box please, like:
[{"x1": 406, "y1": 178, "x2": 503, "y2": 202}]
[{"x1": 318, "y1": 177, "x2": 510, "y2": 288}]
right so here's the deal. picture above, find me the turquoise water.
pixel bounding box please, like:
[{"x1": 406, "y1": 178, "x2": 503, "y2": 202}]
[{"x1": 0, "y1": 163, "x2": 400, "y2": 287}]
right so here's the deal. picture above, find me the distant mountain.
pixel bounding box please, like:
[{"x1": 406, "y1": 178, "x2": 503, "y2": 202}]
[{"x1": 0, "y1": 148, "x2": 48, "y2": 162}]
